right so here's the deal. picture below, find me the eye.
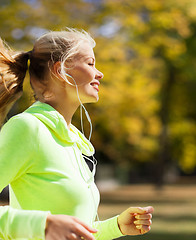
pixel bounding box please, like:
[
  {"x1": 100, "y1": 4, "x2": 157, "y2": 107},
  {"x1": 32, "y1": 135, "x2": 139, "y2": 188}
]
[{"x1": 88, "y1": 63, "x2": 94, "y2": 66}]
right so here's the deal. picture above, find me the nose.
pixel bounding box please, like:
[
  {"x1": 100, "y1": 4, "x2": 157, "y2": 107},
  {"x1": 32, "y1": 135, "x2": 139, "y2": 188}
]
[{"x1": 95, "y1": 68, "x2": 104, "y2": 80}]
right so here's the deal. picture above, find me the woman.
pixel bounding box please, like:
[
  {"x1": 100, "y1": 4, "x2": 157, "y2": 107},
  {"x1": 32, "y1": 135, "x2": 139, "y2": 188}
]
[{"x1": 0, "y1": 28, "x2": 153, "y2": 240}]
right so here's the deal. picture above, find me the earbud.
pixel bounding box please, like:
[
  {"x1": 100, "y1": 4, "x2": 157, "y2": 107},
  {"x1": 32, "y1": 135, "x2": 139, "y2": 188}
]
[
  {"x1": 65, "y1": 72, "x2": 73, "y2": 79},
  {"x1": 58, "y1": 68, "x2": 76, "y2": 86},
  {"x1": 57, "y1": 66, "x2": 62, "y2": 74}
]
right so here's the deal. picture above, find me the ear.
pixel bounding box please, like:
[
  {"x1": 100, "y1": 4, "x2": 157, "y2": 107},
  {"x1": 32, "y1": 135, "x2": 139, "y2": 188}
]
[
  {"x1": 53, "y1": 61, "x2": 63, "y2": 80},
  {"x1": 51, "y1": 61, "x2": 69, "y2": 86}
]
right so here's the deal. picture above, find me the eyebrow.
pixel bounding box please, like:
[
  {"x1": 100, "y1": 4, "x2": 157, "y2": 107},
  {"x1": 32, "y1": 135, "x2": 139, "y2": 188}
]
[
  {"x1": 86, "y1": 57, "x2": 95, "y2": 62},
  {"x1": 79, "y1": 55, "x2": 95, "y2": 63}
]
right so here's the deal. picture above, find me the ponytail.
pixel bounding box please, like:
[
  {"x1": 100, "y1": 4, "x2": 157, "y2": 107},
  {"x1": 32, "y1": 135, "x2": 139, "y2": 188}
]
[{"x1": 0, "y1": 38, "x2": 29, "y2": 126}]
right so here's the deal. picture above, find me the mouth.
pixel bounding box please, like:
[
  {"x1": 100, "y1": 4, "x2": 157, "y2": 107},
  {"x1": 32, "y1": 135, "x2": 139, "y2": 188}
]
[{"x1": 90, "y1": 81, "x2": 100, "y2": 92}]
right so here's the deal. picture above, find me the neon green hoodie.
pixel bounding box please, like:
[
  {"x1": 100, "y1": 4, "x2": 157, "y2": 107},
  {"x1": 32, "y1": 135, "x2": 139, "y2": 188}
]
[{"x1": 0, "y1": 101, "x2": 123, "y2": 240}]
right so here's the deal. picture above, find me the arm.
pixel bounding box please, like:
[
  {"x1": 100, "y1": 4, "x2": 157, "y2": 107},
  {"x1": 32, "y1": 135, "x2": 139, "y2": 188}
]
[
  {"x1": 0, "y1": 115, "x2": 36, "y2": 192},
  {"x1": 0, "y1": 206, "x2": 49, "y2": 239},
  {"x1": 93, "y1": 216, "x2": 123, "y2": 240},
  {"x1": 92, "y1": 206, "x2": 153, "y2": 240},
  {"x1": 0, "y1": 115, "x2": 49, "y2": 239}
]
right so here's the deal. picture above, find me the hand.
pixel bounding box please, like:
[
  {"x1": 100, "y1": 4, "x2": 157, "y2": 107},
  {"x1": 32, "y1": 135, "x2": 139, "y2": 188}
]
[
  {"x1": 45, "y1": 214, "x2": 97, "y2": 240},
  {"x1": 117, "y1": 206, "x2": 154, "y2": 236}
]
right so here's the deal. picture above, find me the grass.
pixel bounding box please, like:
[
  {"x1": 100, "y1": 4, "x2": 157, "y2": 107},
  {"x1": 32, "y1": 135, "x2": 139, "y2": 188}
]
[{"x1": 98, "y1": 184, "x2": 196, "y2": 240}]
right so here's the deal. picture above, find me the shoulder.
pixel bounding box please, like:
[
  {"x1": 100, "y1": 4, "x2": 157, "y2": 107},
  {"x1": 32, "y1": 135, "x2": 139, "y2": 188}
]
[
  {"x1": 0, "y1": 112, "x2": 41, "y2": 151},
  {"x1": 1, "y1": 112, "x2": 39, "y2": 136}
]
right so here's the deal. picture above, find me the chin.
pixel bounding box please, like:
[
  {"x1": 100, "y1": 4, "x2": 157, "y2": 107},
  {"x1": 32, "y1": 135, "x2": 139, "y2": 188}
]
[{"x1": 82, "y1": 95, "x2": 99, "y2": 104}]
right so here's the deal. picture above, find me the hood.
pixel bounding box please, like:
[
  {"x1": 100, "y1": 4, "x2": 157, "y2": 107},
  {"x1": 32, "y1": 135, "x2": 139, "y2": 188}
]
[{"x1": 25, "y1": 101, "x2": 95, "y2": 156}]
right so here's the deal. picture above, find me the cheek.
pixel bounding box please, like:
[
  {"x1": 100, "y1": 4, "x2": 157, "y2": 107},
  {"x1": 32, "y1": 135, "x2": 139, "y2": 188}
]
[{"x1": 71, "y1": 67, "x2": 94, "y2": 85}]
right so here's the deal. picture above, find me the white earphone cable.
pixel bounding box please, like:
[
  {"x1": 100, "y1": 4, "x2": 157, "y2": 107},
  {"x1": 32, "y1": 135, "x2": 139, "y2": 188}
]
[
  {"x1": 83, "y1": 155, "x2": 102, "y2": 236},
  {"x1": 58, "y1": 69, "x2": 101, "y2": 234},
  {"x1": 64, "y1": 72, "x2": 93, "y2": 141}
]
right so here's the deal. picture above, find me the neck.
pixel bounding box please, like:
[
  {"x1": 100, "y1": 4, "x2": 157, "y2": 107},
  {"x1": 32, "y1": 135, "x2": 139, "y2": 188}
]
[
  {"x1": 41, "y1": 77, "x2": 81, "y2": 128},
  {"x1": 46, "y1": 100, "x2": 80, "y2": 129}
]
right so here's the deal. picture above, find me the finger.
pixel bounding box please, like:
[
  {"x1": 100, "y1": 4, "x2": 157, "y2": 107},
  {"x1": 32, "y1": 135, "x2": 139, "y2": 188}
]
[
  {"x1": 127, "y1": 207, "x2": 149, "y2": 215},
  {"x1": 73, "y1": 217, "x2": 97, "y2": 233},
  {"x1": 141, "y1": 225, "x2": 151, "y2": 232},
  {"x1": 74, "y1": 225, "x2": 96, "y2": 240},
  {"x1": 135, "y1": 213, "x2": 152, "y2": 220},
  {"x1": 134, "y1": 219, "x2": 152, "y2": 226},
  {"x1": 140, "y1": 227, "x2": 149, "y2": 234},
  {"x1": 136, "y1": 225, "x2": 151, "y2": 234},
  {"x1": 69, "y1": 233, "x2": 81, "y2": 240},
  {"x1": 143, "y1": 206, "x2": 154, "y2": 213}
]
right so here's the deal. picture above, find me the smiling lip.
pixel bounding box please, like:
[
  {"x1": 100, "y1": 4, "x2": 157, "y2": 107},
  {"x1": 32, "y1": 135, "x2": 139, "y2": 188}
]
[{"x1": 90, "y1": 81, "x2": 100, "y2": 92}]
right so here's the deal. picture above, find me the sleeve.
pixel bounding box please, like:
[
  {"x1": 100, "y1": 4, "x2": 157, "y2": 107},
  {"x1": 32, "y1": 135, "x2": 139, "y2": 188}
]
[
  {"x1": 0, "y1": 114, "x2": 37, "y2": 192},
  {"x1": 0, "y1": 206, "x2": 49, "y2": 239},
  {"x1": 0, "y1": 115, "x2": 50, "y2": 239},
  {"x1": 93, "y1": 216, "x2": 124, "y2": 240}
]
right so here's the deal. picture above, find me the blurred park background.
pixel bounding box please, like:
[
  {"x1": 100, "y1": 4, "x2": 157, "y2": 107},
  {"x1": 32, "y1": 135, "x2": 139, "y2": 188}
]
[{"x1": 0, "y1": 0, "x2": 196, "y2": 239}]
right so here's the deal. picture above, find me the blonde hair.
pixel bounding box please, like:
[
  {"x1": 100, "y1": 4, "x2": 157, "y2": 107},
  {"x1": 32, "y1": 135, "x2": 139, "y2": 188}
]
[{"x1": 0, "y1": 28, "x2": 95, "y2": 126}]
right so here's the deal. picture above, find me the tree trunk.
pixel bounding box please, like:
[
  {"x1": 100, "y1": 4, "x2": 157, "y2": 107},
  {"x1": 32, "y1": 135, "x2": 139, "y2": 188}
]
[{"x1": 154, "y1": 64, "x2": 175, "y2": 186}]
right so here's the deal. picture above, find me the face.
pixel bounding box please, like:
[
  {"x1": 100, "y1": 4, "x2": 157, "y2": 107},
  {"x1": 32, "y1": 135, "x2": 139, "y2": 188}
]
[{"x1": 65, "y1": 42, "x2": 104, "y2": 104}]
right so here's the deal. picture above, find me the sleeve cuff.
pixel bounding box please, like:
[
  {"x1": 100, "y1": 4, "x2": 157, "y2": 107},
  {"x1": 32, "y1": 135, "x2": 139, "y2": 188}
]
[
  {"x1": 93, "y1": 215, "x2": 124, "y2": 240},
  {"x1": 0, "y1": 206, "x2": 50, "y2": 239}
]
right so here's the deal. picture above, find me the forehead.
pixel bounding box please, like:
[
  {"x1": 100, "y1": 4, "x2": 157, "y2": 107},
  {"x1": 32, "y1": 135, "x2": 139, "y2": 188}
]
[{"x1": 76, "y1": 42, "x2": 95, "y2": 59}]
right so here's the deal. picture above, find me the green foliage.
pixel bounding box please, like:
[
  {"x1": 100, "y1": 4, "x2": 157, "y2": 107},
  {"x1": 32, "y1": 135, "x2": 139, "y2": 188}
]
[
  {"x1": 92, "y1": 0, "x2": 196, "y2": 179},
  {"x1": 1, "y1": 0, "x2": 196, "y2": 181}
]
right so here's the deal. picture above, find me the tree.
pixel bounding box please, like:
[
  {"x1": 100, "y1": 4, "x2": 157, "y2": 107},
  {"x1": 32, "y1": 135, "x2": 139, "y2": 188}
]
[
  {"x1": 90, "y1": 0, "x2": 196, "y2": 183},
  {"x1": 1, "y1": 0, "x2": 196, "y2": 184}
]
